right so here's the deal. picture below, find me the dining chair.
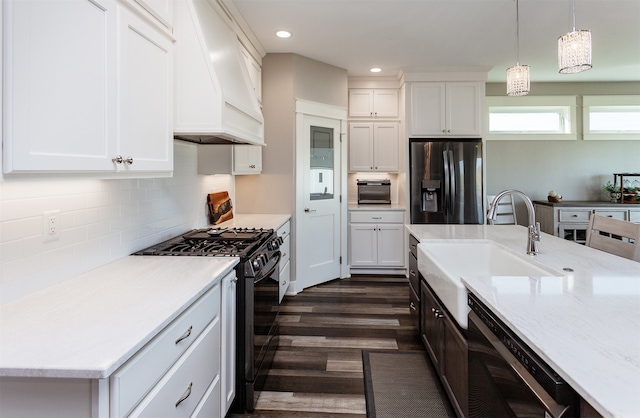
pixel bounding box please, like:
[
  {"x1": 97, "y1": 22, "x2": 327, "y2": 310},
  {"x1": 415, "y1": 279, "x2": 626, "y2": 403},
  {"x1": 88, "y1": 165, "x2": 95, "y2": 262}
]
[
  {"x1": 487, "y1": 194, "x2": 517, "y2": 225},
  {"x1": 585, "y1": 214, "x2": 640, "y2": 262}
]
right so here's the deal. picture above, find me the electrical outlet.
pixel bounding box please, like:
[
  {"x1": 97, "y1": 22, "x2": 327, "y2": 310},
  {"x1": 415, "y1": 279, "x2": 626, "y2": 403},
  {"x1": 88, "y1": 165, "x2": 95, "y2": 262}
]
[{"x1": 43, "y1": 210, "x2": 60, "y2": 241}]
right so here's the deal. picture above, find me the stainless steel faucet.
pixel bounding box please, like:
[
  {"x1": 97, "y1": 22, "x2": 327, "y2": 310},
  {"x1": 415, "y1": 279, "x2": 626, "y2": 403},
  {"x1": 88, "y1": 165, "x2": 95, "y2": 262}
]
[{"x1": 487, "y1": 189, "x2": 540, "y2": 256}]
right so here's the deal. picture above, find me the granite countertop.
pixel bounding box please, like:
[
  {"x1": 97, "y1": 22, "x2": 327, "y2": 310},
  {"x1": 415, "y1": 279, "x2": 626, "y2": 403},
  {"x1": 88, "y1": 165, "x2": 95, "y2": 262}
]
[
  {"x1": 405, "y1": 224, "x2": 640, "y2": 418},
  {"x1": 0, "y1": 257, "x2": 238, "y2": 379}
]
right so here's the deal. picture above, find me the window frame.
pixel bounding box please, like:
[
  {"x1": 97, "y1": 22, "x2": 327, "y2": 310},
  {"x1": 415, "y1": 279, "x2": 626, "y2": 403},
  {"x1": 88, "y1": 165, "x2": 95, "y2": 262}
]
[
  {"x1": 583, "y1": 95, "x2": 640, "y2": 141},
  {"x1": 485, "y1": 96, "x2": 578, "y2": 141}
]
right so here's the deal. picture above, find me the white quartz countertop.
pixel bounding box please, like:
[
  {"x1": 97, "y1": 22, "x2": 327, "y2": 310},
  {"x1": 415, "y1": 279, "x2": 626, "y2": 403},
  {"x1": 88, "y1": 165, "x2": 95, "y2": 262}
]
[
  {"x1": 405, "y1": 224, "x2": 640, "y2": 418},
  {"x1": 215, "y1": 213, "x2": 290, "y2": 230},
  {"x1": 0, "y1": 256, "x2": 238, "y2": 379}
]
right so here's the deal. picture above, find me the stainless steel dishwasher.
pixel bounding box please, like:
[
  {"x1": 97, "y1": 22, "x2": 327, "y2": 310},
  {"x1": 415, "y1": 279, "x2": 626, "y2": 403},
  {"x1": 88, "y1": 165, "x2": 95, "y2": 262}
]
[{"x1": 467, "y1": 293, "x2": 578, "y2": 418}]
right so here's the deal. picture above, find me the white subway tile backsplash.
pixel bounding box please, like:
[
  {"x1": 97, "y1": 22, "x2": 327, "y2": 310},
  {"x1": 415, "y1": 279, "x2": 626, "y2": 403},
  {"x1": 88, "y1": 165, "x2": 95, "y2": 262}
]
[{"x1": 0, "y1": 141, "x2": 234, "y2": 304}]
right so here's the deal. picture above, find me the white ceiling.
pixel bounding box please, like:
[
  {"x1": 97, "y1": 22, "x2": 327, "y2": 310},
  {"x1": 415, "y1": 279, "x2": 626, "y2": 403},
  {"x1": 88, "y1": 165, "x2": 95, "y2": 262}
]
[{"x1": 229, "y1": 0, "x2": 640, "y2": 83}]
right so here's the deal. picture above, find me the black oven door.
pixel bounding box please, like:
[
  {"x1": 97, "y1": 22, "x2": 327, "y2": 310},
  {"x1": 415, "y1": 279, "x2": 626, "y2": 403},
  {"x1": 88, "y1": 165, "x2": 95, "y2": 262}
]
[{"x1": 245, "y1": 251, "x2": 280, "y2": 409}]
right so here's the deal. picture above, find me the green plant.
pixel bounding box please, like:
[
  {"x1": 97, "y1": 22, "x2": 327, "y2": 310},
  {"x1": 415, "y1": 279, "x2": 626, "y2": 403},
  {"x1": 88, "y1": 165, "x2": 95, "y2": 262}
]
[{"x1": 602, "y1": 181, "x2": 621, "y2": 193}]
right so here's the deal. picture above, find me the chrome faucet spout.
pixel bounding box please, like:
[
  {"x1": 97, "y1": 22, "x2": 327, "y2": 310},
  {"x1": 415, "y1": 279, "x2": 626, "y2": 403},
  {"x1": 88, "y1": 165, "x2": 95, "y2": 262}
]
[{"x1": 487, "y1": 189, "x2": 540, "y2": 256}]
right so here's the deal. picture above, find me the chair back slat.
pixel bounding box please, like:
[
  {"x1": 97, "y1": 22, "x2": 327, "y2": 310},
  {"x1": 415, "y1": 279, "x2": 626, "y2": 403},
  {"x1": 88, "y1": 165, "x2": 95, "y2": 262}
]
[{"x1": 585, "y1": 214, "x2": 640, "y2": 262}]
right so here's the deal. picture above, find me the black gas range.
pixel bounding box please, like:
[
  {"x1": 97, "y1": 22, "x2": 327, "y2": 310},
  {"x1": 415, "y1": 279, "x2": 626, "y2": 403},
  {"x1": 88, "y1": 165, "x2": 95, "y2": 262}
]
[{"x1": 134, "y1": 226, "x2": 282, "y2": 413}]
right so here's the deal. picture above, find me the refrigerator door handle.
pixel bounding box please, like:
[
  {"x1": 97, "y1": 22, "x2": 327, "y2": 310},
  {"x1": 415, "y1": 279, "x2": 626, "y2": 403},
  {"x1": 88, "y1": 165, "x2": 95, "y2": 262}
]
[
  {"x1": 442, "y1": 150, "x2": 450, "y2": 217},
  {"x1": 448, "y1": 150, "x2": 456, "y2": 217}
]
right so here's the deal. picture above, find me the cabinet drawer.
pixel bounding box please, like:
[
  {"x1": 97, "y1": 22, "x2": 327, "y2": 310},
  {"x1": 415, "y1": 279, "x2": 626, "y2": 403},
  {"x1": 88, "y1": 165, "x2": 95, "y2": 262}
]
[
  {"x1": 279, "y1": 260, "x2": 291, "y2": 303},
  {"x1": 630, "y1": 210, "x2": 640, "y2": 223},
  {"x1": 131, "y1": 318, "x2": 221, "y2": 417},
  {"x1": 594, "y1": 210, "x2": 627, "y2": 220},
  {"x1": 111, "y1": 284, "x2": 221, "y2": 417},
  {"x1": 279, "y1": 235, "x2": 291, "y2": 272},
  {"x1": 350, "y1": 211, "x2": 404, "y2": 223},
  {"x1": 558, "y1": 209, "x2": 591, "y2": 222},
  {"x1": 276, "y1": 221, "x2": 290, "y2": 240}
]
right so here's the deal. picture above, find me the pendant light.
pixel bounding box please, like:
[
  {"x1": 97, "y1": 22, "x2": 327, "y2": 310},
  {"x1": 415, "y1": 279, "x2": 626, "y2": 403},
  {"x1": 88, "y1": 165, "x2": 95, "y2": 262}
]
[
  {"x1": 558, "y1": 0, "x2": 592, "y2": 73},
  {"x1": 506, "y1": 0, "x2": 530, "y2": 96}
]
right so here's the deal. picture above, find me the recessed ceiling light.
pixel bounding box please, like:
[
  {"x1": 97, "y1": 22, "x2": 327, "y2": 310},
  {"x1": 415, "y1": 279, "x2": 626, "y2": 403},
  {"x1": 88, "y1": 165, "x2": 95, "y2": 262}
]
[
  {"x1": 276, "y1": 30, "x2": 291, "y2": 38},
  {"x1": 370, "y1": 67, "x2": 382, "y2": 73}
]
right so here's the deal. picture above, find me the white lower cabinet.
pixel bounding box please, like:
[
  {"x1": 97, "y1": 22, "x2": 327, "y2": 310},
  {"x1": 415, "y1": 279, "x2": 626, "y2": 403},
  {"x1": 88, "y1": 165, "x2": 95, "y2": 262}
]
[
  {"x1": 535, "y1": 201, "x2": 639, "y2": 244},
  {"x1": 220, "y1": 272, "x2": 236, "y2": 416},
  {"x1": 0, "y1": 272, "x2": 236, "y2": 417},
  {"x1": 349, "y1": 211, "x2": 405, "y2": 269},
  {"x1": 277, "y1": 220, "x2": 292, "y2": 302}
]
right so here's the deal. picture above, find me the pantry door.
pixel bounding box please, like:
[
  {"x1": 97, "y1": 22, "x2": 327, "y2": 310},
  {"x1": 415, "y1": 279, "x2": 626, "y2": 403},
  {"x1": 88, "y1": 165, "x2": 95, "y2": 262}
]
[{"x1": 295, "y1": 101, "x2": 347, "y2": 291}]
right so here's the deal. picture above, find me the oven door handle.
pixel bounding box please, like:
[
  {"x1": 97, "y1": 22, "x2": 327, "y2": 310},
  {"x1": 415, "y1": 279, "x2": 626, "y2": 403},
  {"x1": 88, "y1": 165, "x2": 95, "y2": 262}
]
[
  {"x1": 253, "y1": 251, "x2": 281, "y2": 284},
  {"x1": 470, "y1": 312, "x2": 572, "y2": 418}
]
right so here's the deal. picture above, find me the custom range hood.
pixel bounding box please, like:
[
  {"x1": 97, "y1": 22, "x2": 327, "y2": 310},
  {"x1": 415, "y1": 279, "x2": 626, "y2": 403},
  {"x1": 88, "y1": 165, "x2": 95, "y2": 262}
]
[{"x1": 174, "y1": 0, "x2": 264, "y2": 145}]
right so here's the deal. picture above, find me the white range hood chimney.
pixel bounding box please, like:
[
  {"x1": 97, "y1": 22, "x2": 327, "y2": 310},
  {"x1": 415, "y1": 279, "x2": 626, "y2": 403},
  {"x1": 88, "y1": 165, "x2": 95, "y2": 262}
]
[{"x1": 173, "y1": 0, "x2": 264, "y2": 146}]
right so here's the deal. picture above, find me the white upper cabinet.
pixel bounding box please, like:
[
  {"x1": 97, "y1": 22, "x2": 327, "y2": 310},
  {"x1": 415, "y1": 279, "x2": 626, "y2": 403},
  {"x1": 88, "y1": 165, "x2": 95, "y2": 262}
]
[
  {"x1": 3, "y1": 0, "x2": 118, "y2": 173},
  {"x1": 135, "y1": 0, "x2": 174, "y2": 29},
  {"x1": 349, "y1": 89, "x2": 399, "y2": 118},
  {"x1": 117, "y1": 7, "x2": 173, "y2": 173},
  {"x1": 410, "y1": 82, "x2": 482, "y2": 137},
  {"x1": 197, "y1": 144, "x2": 262, "y2": 175},
  {"x1": 2, "y1": 0, "x2": 174, "y2": 175},
  {"x1": 349, "y1": 122, "x2": 399, "y2": 172},
  {"x1": 240, "y1": 43, "x2": 262, "y2": 103}
]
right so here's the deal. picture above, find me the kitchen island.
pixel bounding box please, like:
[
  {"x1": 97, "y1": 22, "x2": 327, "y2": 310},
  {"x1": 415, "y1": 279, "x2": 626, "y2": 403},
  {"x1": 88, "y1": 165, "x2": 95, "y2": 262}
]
[
  {"x1": 406, "y1": 224, "x2": 640, "y2": 418},
  {"x1": 0, "y1": 256, "x2": 238, "y2": 416}
]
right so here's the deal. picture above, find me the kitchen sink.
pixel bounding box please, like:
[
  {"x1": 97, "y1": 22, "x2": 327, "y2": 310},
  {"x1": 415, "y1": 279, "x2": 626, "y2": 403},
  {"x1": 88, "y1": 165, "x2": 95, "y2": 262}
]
[{"x1": 417, "y1": 240, "x2": 561, "y2": 329}]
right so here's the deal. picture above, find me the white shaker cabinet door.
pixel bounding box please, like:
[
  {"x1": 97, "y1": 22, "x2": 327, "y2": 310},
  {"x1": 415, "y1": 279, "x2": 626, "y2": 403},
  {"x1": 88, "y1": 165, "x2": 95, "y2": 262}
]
[
  {"x1": 372, "y1": 122, "x2": 399, "y2": 172},
  {"x1": 117, "y1": 7, "x2": 173, "y2": 173},
  {"x1": 3, "y1": 0, "x2": 118, "y2": 173}
]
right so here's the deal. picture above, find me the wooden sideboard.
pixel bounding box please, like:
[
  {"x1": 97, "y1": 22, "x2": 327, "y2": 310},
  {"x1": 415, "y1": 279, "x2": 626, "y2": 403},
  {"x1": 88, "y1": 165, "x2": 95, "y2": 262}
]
[{"x1": 534, "y1": 200, "x2": 640, "y2": 244}]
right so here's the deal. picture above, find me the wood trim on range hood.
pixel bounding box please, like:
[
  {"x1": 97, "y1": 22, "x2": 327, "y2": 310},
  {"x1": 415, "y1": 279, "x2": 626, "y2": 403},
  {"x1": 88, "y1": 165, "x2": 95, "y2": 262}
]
[{"x1": 173, "y1": 0, "x2": 264, "y2": 146}]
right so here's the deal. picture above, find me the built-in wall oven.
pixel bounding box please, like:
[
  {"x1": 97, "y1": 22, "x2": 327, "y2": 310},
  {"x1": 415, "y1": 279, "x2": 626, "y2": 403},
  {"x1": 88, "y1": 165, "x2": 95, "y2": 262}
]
[
  {"x1": 468, "y1": 293, "x2": 578, "y2": 418},
  {"x1": 134, "y1": 227, "x2": 282, "y2": 413}
]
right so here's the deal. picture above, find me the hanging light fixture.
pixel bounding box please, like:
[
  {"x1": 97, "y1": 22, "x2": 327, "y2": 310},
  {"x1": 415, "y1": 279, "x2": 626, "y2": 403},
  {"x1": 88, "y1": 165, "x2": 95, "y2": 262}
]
[
  {"x1": 558, "y1": 0, "x2": 592, "y2": 73},
  {"x1": 506, "y1": 0, "x2": 530, "y2": 96}
]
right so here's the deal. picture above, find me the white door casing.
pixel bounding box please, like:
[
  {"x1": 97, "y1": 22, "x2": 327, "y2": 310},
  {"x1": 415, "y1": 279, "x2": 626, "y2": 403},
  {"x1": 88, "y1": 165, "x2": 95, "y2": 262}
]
[{"x1": 294, "y1": 100, "x2": 348, "y2": 292}]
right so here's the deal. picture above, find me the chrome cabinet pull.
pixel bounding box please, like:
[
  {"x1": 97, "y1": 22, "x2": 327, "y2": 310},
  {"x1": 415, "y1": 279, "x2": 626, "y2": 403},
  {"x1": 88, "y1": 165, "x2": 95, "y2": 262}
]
[
  {"x1": 231, "y1": 277, "x2": 238, "y2": 283},
  {"x1": 410, "y1": 270, "x2": 416, "y2": 277},
  {"x1": 409, "y1": 302, "x2": 416, "y2": 311},
  {"x1": 175, "y1": 325, "x2": 192, "y2": 345},
  {"x1": 112, "y1": 156, "x2": 134, "y2": 165},
  {"x1": 175, "y1": 382, "x2": 192, "y2": 407},
  {"x1": 249, "y1": 164, "x2": 256, "y2": 169}
]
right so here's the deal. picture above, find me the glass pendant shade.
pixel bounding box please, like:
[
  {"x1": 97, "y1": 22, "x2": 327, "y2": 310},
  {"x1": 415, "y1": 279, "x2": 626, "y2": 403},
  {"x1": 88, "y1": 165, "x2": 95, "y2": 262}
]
[
  {"x1": 558, "y1": 29, "x2": 592, "y2": 73},
  {"x1": 506, "y1": 64, "x2": 530, "y2": 96}
]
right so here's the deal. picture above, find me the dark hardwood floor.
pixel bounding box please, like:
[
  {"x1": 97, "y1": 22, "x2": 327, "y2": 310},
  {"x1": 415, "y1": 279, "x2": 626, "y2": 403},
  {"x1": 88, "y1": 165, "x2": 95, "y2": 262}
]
[{"x1": 229, "y1": 275, "x2": 426, "y2": 417}]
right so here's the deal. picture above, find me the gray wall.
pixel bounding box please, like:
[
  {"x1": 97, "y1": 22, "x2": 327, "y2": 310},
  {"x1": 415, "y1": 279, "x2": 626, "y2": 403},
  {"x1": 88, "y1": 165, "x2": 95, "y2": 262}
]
[
  {"x1": 235, "y1": 53, "x2": 348, "y2": 214},
  {"x1": 485, "y1": 82, "x2": 640, "y2": 202}
]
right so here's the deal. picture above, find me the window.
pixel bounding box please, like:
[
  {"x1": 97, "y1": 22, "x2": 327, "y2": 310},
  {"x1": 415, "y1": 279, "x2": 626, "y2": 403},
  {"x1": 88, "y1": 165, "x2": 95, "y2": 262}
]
[
  {"x1": 486, "y1": 96, "x2": 578, "y2": 140},
  {"x1": 583, "y1": 96, "x2": 640, "y2": 140}
]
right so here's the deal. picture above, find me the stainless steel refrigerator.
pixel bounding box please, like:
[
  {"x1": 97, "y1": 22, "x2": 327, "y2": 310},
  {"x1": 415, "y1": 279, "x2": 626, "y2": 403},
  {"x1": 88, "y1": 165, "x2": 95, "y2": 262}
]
[{"x1": 410, "y1": 138, "x2": 483, "y2": 224}]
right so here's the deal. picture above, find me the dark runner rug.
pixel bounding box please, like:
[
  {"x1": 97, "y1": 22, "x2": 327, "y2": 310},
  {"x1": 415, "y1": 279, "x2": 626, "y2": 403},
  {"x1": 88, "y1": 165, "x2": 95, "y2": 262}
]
[{"x1": 362, "y1": 350, "x2": 455, "y2": 418}]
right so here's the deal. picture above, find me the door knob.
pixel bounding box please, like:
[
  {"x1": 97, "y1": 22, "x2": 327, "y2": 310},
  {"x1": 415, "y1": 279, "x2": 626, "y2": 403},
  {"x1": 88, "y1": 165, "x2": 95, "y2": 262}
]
[{"x1": 304, "y1": 208, "x2": 317, "y2": 213}]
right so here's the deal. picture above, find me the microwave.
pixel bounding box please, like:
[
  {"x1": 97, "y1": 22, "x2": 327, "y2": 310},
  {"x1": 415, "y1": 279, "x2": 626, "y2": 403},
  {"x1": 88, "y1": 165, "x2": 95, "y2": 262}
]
[{"x1": 357, "y1": 179, "x2": 391, "y2": 204}]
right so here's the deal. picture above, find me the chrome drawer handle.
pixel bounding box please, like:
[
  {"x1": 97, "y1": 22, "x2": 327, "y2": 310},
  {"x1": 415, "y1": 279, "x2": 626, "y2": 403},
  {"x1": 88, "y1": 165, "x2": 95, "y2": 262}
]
[
  {"x1": 372, "y1": 217, "x2": 382, "y2": 220},
  {"x1": 409, "y1": 302, "x2": 416, "y2": 311},
  {"x1": 175, "y1": 326, "x2": 192, "y2": 345},
  {"x1": 175, "y1": 382, "x2": 192, "y2": 407},
  {"x1": 410, "y1": 270, "x2": 416, "y2": 277},
  {"x1": 231, "y1": 277, "x2": 238, "y2": 283}
]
